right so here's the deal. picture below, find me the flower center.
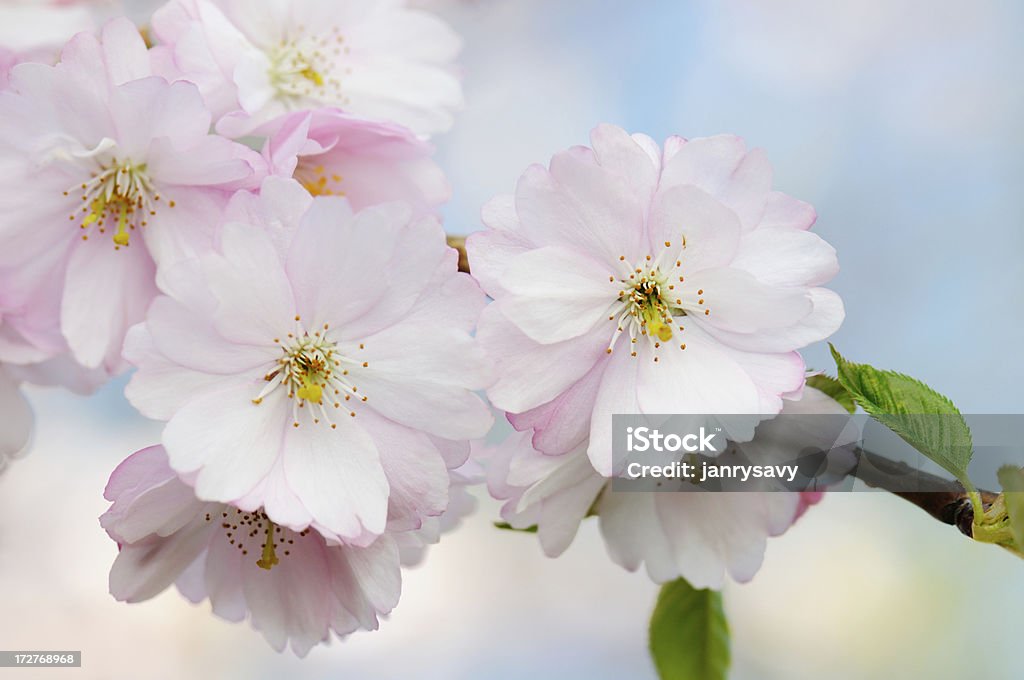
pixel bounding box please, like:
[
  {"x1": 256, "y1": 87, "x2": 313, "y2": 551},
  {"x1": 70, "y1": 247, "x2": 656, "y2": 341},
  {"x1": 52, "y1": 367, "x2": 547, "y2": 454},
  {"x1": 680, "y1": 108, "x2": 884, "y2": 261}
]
[
  {"x1": 607, "y1": 239, "x2": 711, "y2": 361},
  {"x1": 251, "y1": 316, "x2": 369, "y2": 428},
  {"x1": 205, "y1": 506, "x2": 313, "y2": 571},
  {"x1": 65, "y1": 157, "x2": 168, "y2": 249},
  {"x1": 294, "y1": 162, "x2": 345, "y2": 197},
  {"x1": 267, "y1": 26, "x2": 349, "y2": 104}
]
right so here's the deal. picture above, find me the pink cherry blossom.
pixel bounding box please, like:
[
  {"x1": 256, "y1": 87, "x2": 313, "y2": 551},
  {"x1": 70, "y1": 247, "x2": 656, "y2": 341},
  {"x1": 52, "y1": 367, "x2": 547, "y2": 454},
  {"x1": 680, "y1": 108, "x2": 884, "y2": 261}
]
[
  {"x1": 150, "y1": 0, "x2": 463, "y2": 136},
  {"x1": 0, "y1": 18, "x2": 264, "y2": 375},
  {"x1": 485, "y1": 387, "x2": 850, "y2": 589},
  {"x1": 101, "y1": 445, "x2": 402, "y2": 656},
  {"x1": 242, "y1": 108, "x2": 450, "y2": 214},
  {"x1": 468, "y1": 124, "x2": 845, "y2": 475},
  {"x1": 124, "y1": 179, "x2": 492, "y2": 546}
]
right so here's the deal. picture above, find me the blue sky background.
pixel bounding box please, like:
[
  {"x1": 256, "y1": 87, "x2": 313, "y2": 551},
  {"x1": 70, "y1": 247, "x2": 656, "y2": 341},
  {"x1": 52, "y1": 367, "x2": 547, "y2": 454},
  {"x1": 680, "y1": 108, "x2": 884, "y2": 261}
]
[{"x1": 2, "y1": 1, "x2": 1023, "y2": 678}]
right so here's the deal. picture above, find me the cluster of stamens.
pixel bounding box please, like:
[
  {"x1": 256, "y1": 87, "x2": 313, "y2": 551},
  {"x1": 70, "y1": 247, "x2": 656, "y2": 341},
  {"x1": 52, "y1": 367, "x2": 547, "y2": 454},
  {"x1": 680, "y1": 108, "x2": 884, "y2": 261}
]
[
  {"x1": 65, "y1": 158, "x2": 169, "y2": 249},
  {"x1": 252, "y1": 315, "x2": 369, "y2": 428},
  {"x1": 294, "y1": 162, "x2": 345, "y2": 197},
  {"x1": 206, "y1": 507, "x2": 312, "y2": 571},
  {"x1": 606, "y1": 237, "x2": 711, "y2": 362},
  {"x1": 268, "y1": 25, "x2": 352, "y2": 104}
]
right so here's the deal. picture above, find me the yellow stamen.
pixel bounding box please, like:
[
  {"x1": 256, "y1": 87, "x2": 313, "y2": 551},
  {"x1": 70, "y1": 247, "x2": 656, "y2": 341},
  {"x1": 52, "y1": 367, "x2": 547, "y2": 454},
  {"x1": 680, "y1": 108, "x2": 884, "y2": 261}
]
[
  {"x1": 300, "y1": 67, "x2": 325, "y2": 87},
  {"x1": 255, "y1": 518, "x2": 280, "y2": 570},
  {"x1": 112, "y1": 203, "x2": 130, "y2": 246},
  {"x1": 296, "y1": 377, "x2": 323, "y2": 404},
  {"x1": 644, "y1": 309, "x2": 673, "y2": 341},
  {"x1": 81, "y1": 198, "x2": 105, "y2": 228}
]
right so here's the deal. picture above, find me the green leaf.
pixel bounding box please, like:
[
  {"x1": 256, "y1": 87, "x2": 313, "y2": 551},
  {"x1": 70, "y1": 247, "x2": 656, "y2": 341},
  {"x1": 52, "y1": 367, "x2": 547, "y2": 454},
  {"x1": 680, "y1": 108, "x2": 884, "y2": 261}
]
[
  {"x1": 830, "y1": 344, "x2": 973, "y2": 485},
  {"x1": 493, "y1": 521, "x2": 537, "y2": 533},
  {"x1": 805, "y1": 373, "x2": 856, "y2": 414},
  {"x1": 649, "y1": 578, "x2": 730, "y2": 680},
  {"x1": 997, "y1": 466, "x2": 1024, "y2": 549}
]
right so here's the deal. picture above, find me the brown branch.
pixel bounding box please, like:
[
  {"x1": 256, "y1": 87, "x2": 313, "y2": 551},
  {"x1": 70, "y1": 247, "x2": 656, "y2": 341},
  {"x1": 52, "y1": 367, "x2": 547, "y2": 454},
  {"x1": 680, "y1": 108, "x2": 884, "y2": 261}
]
[
  {"x1": 446, "y1": 236, "x2": 470, "y2": 273},
  {"x1": 851, "y1": 448, "x2": 998, "y2": 538}
]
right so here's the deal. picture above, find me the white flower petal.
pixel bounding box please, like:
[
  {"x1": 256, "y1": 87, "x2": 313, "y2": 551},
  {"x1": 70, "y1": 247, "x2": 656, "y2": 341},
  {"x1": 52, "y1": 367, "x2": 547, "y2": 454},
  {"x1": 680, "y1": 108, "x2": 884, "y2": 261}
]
[
  {"x1": 478, "y1": 303, "x2": 607, "y2": 414},
  {"x1": 60, "y1": 240, "x2": 157, "y2": 371},
  {"x1": 282, "y1": 415, "x2": 389, "y2": 544},
  {"x1": 498, "y1": 246, "x2": 618, "y2": 345},
  {"x1": 684, "y1": 267, "x2": 813, "y2": 334},
  {"x1": 732, "y1": 228, "x2": 839, "y2": 287},
  {"x1": 648, "y1": 184, "x2": 742, "y2": 272},
  {"x1": 164, "y1": 380, "x2": 288, "y2": 504}
]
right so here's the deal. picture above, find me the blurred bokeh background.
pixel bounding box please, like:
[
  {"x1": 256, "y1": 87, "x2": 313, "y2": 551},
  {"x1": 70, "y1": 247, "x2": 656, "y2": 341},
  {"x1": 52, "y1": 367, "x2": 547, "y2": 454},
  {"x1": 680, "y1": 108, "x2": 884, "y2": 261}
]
[{"x1": 2, "y1": 0, "x2": 1023, "y2": 678}]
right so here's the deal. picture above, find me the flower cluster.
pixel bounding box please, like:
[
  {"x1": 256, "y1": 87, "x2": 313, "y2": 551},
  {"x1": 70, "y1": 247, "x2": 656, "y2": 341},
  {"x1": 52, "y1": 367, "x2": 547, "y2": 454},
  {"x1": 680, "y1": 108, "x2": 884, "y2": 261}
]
[
  {"x1": 0, "y1": 1, "x2": 482, "y2": 655},
  {"x1": 0, "y1": 2, "x2": 847, "y2": 657}
]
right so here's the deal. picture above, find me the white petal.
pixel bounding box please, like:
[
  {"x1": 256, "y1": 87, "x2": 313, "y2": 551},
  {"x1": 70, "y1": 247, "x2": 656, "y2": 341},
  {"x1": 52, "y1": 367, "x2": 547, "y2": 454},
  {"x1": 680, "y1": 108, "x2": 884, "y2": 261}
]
[
  {"x1": 636, "y1": 328, "x2": 763, "y2": 417},
  {"x1": 498, "y1": 246, "x2": 618, "y2": 345},
  {"x1": 109, "y1": 517, "x2": 214, "y2": 603},
  {"x1": 478, "y1": 303, "x2": 607, "y2": 414},
  {"x1": 202, "y1": 223, "x2": 295, "y2": 346},
  {"x1": 145, "y1": 296, "x2": 274, "y2": 376},
  {"x1": 684, "y1": 267, "x2": 813, "y2": 334},
  {"x1": 732, "y1": 228, "x2": 838, "y2": 287},
  {"x1": 659, "y1": 135, "x2": 772, "y2": 232},
  {"x1": 700, "y1": 287, "x2": 844, "y2": 353},
  {"x1": 480, "y1": 194, "x2": 520, "y2": 231},
  {"x1": 508, "y1": 361, "x2": 606, "y2": 456},
  {"x1": 164, "y1": 380, "x2": 288, "y2": 504},
  {"x1": 353, "y1": 370, "x2": 492, "y2": 441},
  {"x1": 284, "y1": 197, "x2": 386, "y2": 328},
  {"x1": 354, "y1": 408, "x2": 448, "y2": 532},
  {"x1": 240, "y1": 527, "x2": 332, "y2": 656},
  {"x1": 203, "y1": 528, "x2": 248, "y2": 623},
  {"x1": 597, "y1": 492, "x2": 679, "y2": 581},
  {"x1": 536, "y1": 463, "x2": 605, "y2": 557},
  {"x1": 590, "y1": 124, "x2": 659, "y2": 208},
  {"x1": 648, "y1": 185, "x2": 741, "y2": 272},
  {"x1": 587, "y1": 349, "x2": 639, "y2": 476},
  {"x1": 123, "y1": 323, "x2": 227, "y2": 420},
  {"x1": 283, "y1": 415, "x2": 388, "y2": 544},
  {"x1": 760, "y1": 191, "x2": 816, "y2": 231},
  {"x1": 325, "y1": 534, "x2": 401, "y2": 630},
  {"x1": 100, "y1": 17, "x2": 153, "y2": 86},
  {"x1": 61, "y1": 240, "x2": 157, "y2": 371},
  {"x1": 464, "y1": 226, "x2": 531, "y2": 299},
  {"x1": 514, "y1": 162, "x2": 642, "y2": 264}
]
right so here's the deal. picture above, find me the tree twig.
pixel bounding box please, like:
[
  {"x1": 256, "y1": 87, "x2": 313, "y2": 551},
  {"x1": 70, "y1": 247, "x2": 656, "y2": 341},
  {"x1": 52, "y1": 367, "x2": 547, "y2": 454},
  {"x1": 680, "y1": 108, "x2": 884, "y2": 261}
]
[
  {"x1": 851, "y1": 448, "x2": 997, "y2": 538},
  {"x1": 446, "y1": 236, "x2": 470, "y2": 273}
]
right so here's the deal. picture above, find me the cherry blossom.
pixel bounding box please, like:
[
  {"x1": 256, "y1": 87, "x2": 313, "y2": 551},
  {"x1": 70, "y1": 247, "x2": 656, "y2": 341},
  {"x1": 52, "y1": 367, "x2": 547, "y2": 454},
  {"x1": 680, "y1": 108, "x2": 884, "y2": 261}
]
[
  {"x1": 102, "y1": 444, "x2": 482, "y2": 654},
  {"x1": 468, "y1": 124, "x2": 844, "y2": 474},
  {"x1": 124, "y1": 180, "x2": 492, "y2": 546},
  {"x1": 0, "y1": 18, "x2": 263, "y2": 374},
  {"x1": 150, "y1": 0, "x2": 463, "y2": 136},
  {"x1": 101, "y1": 446, "x2": 402, "y2": 656}
]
